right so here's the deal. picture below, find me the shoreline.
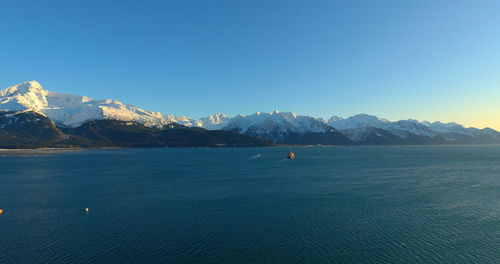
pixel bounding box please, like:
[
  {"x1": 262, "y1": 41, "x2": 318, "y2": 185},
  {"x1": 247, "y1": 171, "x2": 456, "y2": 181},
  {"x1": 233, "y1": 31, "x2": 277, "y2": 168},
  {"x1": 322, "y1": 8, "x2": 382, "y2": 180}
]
[
  {"x1": 1, "y1": 144, "x2": 499, "y2": 156},
  {"x1": 0, "y1": 148, "x2": 87, "y2": 156}
]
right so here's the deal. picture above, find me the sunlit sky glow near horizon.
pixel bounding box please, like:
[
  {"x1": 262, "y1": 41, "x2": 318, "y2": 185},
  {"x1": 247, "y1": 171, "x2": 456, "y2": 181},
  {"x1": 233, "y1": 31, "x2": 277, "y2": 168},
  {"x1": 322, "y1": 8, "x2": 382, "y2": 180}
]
[{"x1": 0, "y1": 0, "x2": 499, "y2": 129}]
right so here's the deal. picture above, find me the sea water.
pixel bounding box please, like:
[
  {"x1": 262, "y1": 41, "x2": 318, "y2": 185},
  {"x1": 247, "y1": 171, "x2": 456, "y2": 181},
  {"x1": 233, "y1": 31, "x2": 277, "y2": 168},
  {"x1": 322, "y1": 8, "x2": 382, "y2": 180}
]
[{"x1": 0, "y1": 146, "x2": 499, "y2": 263}]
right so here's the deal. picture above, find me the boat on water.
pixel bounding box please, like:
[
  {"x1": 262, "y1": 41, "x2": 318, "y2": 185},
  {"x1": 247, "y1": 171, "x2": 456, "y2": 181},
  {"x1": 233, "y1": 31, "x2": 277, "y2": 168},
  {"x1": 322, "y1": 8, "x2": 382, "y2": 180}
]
[{"x1": 287, "y1": 152, "x2": 295, "y2": 159}]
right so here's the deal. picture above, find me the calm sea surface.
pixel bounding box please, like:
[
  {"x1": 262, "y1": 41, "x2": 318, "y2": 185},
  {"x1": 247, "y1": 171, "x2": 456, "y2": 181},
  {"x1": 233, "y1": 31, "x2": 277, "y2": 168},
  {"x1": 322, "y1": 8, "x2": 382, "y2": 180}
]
[{"x1": 1, "y1": 146, "x2": 499, "y2": 264}]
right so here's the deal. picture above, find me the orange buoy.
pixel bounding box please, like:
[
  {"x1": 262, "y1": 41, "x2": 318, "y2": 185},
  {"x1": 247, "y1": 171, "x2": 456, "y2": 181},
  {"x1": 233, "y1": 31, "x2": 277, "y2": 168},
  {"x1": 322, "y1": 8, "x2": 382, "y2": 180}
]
[{"x1": 0, "y1": 208, "x2": 4, "y2": 215}]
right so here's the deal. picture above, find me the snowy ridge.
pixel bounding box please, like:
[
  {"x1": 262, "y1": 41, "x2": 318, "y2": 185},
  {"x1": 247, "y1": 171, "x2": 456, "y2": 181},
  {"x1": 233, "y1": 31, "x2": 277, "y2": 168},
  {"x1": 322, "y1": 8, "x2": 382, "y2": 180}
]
[
  {"x1": 198, "y1": 113, "x2": 229, "y2": 130},
  {"x1": 328, "y1": 114, "x2": 498, "y2": 142},
  {"x1": 0, "y1": 81, "x2": 498, "y2": 144},
  {"x1": 327, "y1": 114, "x2": 391, "y2": 130},
  {"x1": 224, "y1": 110, "x2": 330, "y2": 134},
  {"x1": 221, "y1": 112, "x2": 499, "y2": 143},
  {"x1": 0, "y1": 81, "x2": 201, "y2": 128},
  {"x1": 221, "y1": 110, "x2": 340, "y2": 143},
  {"x1": 328, "y1": 114, "x2": 432, "y2": 136}
]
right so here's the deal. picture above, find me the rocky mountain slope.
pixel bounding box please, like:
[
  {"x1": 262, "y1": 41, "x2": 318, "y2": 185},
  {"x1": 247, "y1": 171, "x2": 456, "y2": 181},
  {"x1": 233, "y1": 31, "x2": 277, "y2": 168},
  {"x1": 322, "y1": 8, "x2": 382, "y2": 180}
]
[{"x1": 0, "y1": 111, "x2": 272, "y2": 148}]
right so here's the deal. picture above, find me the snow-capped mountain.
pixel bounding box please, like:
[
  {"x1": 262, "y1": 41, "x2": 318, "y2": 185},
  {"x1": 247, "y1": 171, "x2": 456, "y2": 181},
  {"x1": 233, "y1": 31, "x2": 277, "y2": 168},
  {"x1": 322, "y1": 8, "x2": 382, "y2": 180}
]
[
  {"x1": 225, "y1": 110, "x2": 330, "y2": 134},
  {"x1": 328, "y1": 114, "x2": 435, "y2": 138},
  {"x1": 327, "y1": 114, "x2": 391, "y2": 130},
  {"x1": 0, "y1": 81, "x2": 203, "y2": 128},
  {"x1": 421, "y1": 121, "x2": 484, "y2": 135},
  {"x1": 1, "y1": 81, "x2": 498, "y2": 145},
  {"x1": 328, "y1": 113, "x2": 499, "y2": 143},
  {"x1": 198, "y1": 113, "x2": 230, "y2": 130},
  {"x1": 221, "y1": 110, "x2": 351, "y2": 144}
]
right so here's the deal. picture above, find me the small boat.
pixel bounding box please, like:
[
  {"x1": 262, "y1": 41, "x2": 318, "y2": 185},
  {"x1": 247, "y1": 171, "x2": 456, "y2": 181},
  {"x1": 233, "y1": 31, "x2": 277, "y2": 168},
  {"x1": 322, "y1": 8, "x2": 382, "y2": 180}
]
[{"x1": 287, "y1": 152, "x2": 295, "y2": 159}]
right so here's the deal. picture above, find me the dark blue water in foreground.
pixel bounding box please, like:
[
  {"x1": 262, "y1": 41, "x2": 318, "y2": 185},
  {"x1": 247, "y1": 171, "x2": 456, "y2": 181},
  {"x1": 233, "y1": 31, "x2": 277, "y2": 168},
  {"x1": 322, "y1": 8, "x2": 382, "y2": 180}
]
[{"x1": 1, "y1": 146, "x2": 499, "y2": 264}]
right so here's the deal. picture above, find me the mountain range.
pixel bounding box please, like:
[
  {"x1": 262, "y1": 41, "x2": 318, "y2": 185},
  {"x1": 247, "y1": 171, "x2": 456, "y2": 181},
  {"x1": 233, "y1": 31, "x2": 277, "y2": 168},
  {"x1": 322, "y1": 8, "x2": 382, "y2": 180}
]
[{"x1": 1, "y1": 81, "x2": 499, "y2": 148}]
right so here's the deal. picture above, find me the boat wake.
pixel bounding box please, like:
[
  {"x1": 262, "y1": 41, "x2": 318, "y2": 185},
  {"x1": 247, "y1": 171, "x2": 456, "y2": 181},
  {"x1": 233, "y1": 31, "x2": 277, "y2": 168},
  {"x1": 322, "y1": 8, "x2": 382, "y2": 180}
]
[{"x1": 248, "y1": 153, "x2": 261, "y2": 159}]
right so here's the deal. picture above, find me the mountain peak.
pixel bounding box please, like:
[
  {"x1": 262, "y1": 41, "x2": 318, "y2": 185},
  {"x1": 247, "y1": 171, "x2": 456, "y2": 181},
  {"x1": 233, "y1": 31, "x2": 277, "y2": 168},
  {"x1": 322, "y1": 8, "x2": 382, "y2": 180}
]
[
  {"x1": 0, "y1": 80, "x2": 49, "y2": 111},
  {"x1": 18, "y1": 80, "x2": 44, "y2": 92},
  {"x1": 328, "y1": 116, "x2": 344, "y2": 122},
  {"x1": 1, "y1": 80, "x2": 45, "y2": 96},
  {"x1": 23, "y1": 80, "x2": 43, "y2": 89},
  {"x1": 0, "y1": 81, "x2": 175, "y2": 127},
  {"x1": 350, "y1": 113, "x2": 383, "y2": 120},
  {"x1": 328, "y1": 113, "x2": 391, "y2": 130}
]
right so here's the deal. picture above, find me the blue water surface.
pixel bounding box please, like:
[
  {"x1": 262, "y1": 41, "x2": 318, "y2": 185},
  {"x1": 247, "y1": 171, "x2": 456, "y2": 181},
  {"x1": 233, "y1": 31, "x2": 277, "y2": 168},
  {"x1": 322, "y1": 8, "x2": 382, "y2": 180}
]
[{"x1": 1, "y1": 146, "x2": 499, "y2": 263}]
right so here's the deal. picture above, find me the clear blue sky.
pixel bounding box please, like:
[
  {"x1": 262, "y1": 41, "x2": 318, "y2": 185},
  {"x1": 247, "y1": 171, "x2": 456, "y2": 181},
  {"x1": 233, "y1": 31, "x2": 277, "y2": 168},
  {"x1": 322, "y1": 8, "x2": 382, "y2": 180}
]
[{"x1": 1, "y1": 0, "x2": 499, "y2": 129}]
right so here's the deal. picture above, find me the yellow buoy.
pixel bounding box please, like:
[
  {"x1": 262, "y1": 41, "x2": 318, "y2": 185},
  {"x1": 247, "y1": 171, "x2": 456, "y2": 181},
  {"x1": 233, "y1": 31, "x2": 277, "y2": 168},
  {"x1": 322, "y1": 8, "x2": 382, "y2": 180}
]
[
  {"x1": 85, "y1": 208, "x2": 89, "y2": 213},
  {"x1": 0, "y1": 208, "x2": 4, "y2": 215}
]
